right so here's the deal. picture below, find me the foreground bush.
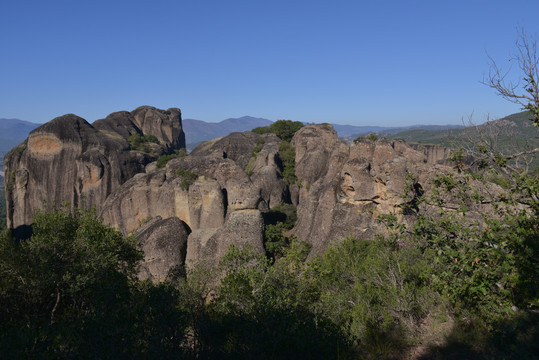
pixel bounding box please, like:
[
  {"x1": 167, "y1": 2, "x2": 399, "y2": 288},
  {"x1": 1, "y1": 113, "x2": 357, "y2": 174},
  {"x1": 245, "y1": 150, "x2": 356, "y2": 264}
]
[{"x1": 0, "y1": 207, "x2": 188, "y2": 359}]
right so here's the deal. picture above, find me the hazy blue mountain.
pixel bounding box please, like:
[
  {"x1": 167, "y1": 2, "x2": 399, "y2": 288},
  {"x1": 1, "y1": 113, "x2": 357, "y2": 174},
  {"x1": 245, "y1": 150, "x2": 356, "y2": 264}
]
[
  {"x1": 0, "y1": 118, "x2": 41, "y2": 158},
  {"x1": 183, "y1": 116, "x2": 273, "y2": 146},
  {"x1": 384, "y1": 111, "x2": 539, "y2": 169},
  {"x1": 331, "y1": 124, "x2": 388, "y2": 137},
  {"x1": 340, "y1": 124, "x2": 465, "y2": 141}
]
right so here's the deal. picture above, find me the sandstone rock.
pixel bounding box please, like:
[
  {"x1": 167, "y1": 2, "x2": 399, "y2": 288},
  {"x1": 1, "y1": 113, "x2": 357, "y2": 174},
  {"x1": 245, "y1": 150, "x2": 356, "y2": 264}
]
[
  {"x1": 4, "y1": 107, "x2": 186, "y2": 232},
  {"x1": 186, "y1": 209, "x2": 265, "y2": 269},
  {"x1": 5, "y1": 115, "x2": 146, "y2": 230},
  {"x1": 190, "y1": 131, "x2": 260, "y2": 169},
  {"x1": 135, "y1": 216, "x2": 189, "y2": 282},
  {"x1": 131, "y1": 106, "x2": 185, "y2": 151},
  {"x1": 92, "y1": 111, "x2": 141, "y2": 139},
  {"x1": 291, "y1": 125, "x2": 456, "y2": 256},
  {"x1": 100, "y1": 171, "x2": 227, "y2": 235},
  {"x1": 250, "y1": 134, "x2": 289, "y2": 208}
]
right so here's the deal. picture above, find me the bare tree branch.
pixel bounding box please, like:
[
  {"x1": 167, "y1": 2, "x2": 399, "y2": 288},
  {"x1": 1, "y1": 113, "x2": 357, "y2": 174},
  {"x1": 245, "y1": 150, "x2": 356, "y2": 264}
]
[{"x1": 482, "y1": 28, "x2": 539, "y2": 126}]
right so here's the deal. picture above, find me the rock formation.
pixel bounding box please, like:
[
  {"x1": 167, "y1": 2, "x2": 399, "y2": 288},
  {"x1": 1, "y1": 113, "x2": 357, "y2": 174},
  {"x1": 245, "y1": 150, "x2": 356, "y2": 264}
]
[
  {"x1": 135, "y1": 216, "x2": 190, "y2": 282},
  {"x1": 5, "y1": 108, "x2": 464, "y2": 282},
  {"x1": 4, "y1": 106, "x2": 185, "y2": 233},
  {"x1": 100, "y1": 131, "x2": 285, "y2": 271},
  {"x1": 291, "y1": 125, "x2": 455, "y2": 255}
]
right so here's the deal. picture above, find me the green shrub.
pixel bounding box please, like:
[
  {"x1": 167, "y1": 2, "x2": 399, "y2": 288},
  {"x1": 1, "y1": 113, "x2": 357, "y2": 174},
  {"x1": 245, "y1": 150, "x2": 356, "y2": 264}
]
[
  {"x1": 278, "y1": 141, "x2": 297, "y2": 186},
  {"x1": 127, "y1": 133, "x2": 159, "y2": 152},
  {"x1": 309, "y1": 237, "x2": 439, "y2": 356},
  {"x1": 251, "y1": 126, "x2": 271, "y2": 135},
  {"x1": 155, "y1": 149, "x2": 188, "y2": 169},
  {"x1": 176, "y1": 168, "x2": 197, "y2": 190},
  {"x1": 252, "y1": 138, "x2": 265, "y2": 155},
  {"x1": 269, "y1": 120, "x2": 304, "y2": 142},
  {"x1": 156, "y1": 154, "x2": 176, "y2": 169},
  {"x1": 252, "y1": 120, "x2": 304, "y2": 142},
  {"x1": 0, "y1": 206, "x2": 192, "y2": 358},
  {"x1": 263, "y1": 203, "x2": 297, "y2": 257}
]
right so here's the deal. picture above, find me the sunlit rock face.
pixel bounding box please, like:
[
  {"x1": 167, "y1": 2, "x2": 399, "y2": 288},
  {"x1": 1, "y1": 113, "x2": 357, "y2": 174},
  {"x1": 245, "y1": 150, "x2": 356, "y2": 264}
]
[
  {"x1": 291, "y1": 125, "x2": 456, "y2": 256},
  {"x1": 5, "y1": 109, "x2": 462, "y2": 281},
  {"x1": 4, "y1": 107, "x2": 185, "y2": 232}
]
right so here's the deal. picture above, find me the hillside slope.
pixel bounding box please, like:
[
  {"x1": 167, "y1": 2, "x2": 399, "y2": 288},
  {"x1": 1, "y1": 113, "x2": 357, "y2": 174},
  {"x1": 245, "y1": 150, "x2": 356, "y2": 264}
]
[{"x1": 385, "y1": 112, "x2": 539, "y2": 170}]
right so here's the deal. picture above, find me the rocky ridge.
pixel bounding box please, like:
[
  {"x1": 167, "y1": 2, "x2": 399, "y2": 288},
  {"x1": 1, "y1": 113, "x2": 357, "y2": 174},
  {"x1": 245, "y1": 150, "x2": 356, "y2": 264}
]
[
  {"x1": 4, "y1": 106, "x2": 184, "y2": 235},
  {"x1": 4, "y1": 107, "x2": 460, "y2": 281}
]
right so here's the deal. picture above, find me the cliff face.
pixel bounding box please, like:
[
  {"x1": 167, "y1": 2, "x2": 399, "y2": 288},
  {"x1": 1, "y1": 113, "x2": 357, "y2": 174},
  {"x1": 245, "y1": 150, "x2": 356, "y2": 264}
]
[
  {"x1": 292, "y1": 125, "x2": 453, "y2": 255},
  {"x1": 4, "y1": 107, "x2": 185, "y2": 233},
  {"x1": 100, "y1": 131, "x2": 285, "y2": 271},
  {"x1": 5, "y1": 111, "x2": 461, "y2": 281}
]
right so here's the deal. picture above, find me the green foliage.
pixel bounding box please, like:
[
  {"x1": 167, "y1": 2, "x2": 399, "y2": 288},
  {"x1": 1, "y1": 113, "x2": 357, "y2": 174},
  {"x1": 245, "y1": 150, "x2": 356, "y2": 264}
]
[
  {"x1": 0, "y1": 206, "x2": 192, "y2": 358},
  {"x1": 268, "y1": 119, "x2": 304, "y2": 142},
  {"x1": 127, "y1": 133, "x2": 159, "y2": 152},
  {"x1": 278, "y1": 141, "x2": 297, "y2": 186},
  {"x1": 176, "y1": 168, "x2": 198, "y2": 190},
  {"x1": 252, "y1": 138, "x2": 265, "y2": 155},
  {"x1": 251, "y1": 126, "x2": 271, "y2": 135},
  {"x1": 367, "y1": 132, "x2": 378, "y2": 141},
  {"x1": 252, "y1": 120, "x2": 304, "y2": 142},
  {"x1": 309, "y1": 237, "x2": 440, "y2": 357},
  {"x1": 155, "y1": 149, "x2": 187, "y2": 169},
  {"x1": 263, "y1": 203, "x2": 297, "y2": 257},
  {"x1": 156, "y1": 154, "x2": 176, "y2": 169},
  {"x1": 391, "y1": 170, "x2": 539, "y2": 322},
  {"x1": 201, "y1": 244, "x2": 350, "y2": 359}
]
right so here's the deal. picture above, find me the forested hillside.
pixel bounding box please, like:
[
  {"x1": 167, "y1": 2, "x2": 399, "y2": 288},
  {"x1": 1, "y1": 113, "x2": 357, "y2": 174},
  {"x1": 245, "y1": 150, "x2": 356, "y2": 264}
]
[{"x1": 386, "y1": 111, "x2": 539, "y2": 170}]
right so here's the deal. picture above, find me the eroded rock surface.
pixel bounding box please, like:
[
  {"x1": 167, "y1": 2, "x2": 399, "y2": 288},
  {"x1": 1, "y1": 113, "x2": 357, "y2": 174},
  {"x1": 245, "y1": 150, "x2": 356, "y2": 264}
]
[
  {"x1": 5, "y1": 112, "x2": 462, "y2": 281},
  {"x1": 4, "y1": 107, "x2": 185, "y2": 231},
  {"x1": 135, "y1": 216, "x2": 189, "y2": 282},
  {"x1": 292, "y1": 125, "x2": 455, "y2": 255},
  {"x1": 186, "y1": 209, "x2": 265, "y2": 269}
]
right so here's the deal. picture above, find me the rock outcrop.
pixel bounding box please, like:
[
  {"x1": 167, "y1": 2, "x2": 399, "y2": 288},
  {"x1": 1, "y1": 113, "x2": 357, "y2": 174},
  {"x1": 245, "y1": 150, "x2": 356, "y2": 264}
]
[
  {"x1": 5, "y1": 110, "x2": 463, "y2": 282},
  {"x1": 4, "y1": 107, "x2": 185, "y2": 232},
  {"x1": 100, "y1": 130, "x2": 288, "y2": 275},
  {"x1": 291, "y1": 125, "x2": 455, "y2": 255},
  {"x1": 135, "y1": 216, "x2": 190, "y2": 282},
  {"x1": 186, "y1": 209, "x2": 265, "y2": 269}
]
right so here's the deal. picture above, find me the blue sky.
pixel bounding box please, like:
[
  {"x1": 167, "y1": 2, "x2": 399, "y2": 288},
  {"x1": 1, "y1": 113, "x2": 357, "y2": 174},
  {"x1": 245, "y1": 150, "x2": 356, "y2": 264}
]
[{"x1": 1, "y1": 0, "x2": 538, "y2": 126}]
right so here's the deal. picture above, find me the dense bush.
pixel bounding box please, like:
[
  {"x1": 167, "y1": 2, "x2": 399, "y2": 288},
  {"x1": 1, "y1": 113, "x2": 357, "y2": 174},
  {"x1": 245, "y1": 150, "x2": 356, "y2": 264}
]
[
  {"x1": 0, "y1": 206, "x2": 189, "y2": 358},
  {"x1": 175, "y1": 168, "x2": 198, "y2": 190},
  {"x1": 156, "y1": 148, "x2": 188, "y2": 169},
  {"x1": 263, "y1": 202, "x2": 298, "y2": 257},
  {"x1": 252, "y1": 119, "x2": 304, "y2": 142},
  {"x1": 1, "y1": 151, "x2": 537, "y2": 358},
  {"x1": 278, "y1": 141, "x2": 297, "y2": 186},
  {"x1": 127, "y1": 133, "x2": 159, "y2": 152}
]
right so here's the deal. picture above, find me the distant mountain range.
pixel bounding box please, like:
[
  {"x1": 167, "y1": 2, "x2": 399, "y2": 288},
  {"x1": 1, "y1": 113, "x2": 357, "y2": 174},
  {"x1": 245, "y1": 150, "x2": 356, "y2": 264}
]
[
  {"x1": 0, "y1": 118, "x2": 41, "y2": 159},
  {"x1": 384, "y1": 111, "x2": 539, "y2": 170},
  {"x1": 2, "y1": 113, "x2": 536, "y2": 169},
  {"x1": 183, "y1": 116, "x2": 273, "y2": 147},
  {"x1": 338, "y1": 124, "x2": 465, "y2": 141}
]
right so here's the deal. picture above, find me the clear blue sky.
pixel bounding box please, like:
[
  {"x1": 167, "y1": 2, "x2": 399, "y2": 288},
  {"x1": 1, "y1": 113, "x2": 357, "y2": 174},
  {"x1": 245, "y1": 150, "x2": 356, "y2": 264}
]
[{"x1": 1, "y1": 0, "x2": 538, "y2": 126}]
